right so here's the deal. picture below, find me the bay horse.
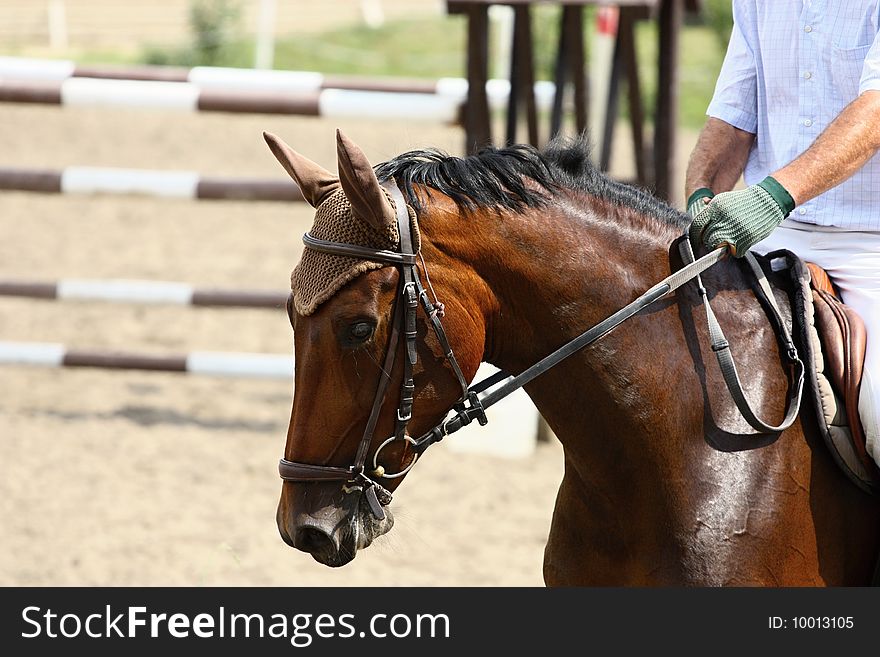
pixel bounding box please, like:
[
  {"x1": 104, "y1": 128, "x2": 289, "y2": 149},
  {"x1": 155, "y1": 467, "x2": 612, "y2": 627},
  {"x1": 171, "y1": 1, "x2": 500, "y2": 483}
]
[{"x1": 267, "y1": 129, "x2": 880, "y2": 585}]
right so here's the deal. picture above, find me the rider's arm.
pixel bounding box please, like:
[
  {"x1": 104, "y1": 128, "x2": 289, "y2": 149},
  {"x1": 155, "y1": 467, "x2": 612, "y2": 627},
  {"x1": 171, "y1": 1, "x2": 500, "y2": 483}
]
[
  {"x1": 684, "y1": 2, "x2": 757, "y2": 215},
  {"x1": 772, "y1": 90, "x2": 880, "y2": 205},
  {"x1": 685, "y1": 118, "x2": 755, "y2": 207}
]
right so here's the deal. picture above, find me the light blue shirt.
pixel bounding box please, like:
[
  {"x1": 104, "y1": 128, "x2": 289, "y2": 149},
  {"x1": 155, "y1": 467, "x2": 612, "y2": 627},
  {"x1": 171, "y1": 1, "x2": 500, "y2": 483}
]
[{"x1": 707, "y1": 0, "x2": 880, "y2": 230}]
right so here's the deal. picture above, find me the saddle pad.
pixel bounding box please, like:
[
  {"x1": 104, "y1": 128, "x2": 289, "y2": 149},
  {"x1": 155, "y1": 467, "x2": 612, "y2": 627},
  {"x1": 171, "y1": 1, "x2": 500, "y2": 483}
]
[{"x1": 757, "y1": 250, "x2": 879, "y2": 495}]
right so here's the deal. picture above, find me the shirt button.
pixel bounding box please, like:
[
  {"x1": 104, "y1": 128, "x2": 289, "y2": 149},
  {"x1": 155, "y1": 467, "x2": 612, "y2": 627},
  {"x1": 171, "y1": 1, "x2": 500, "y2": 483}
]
[
  {"x1": 804, "y1": 25, "x2": 812, "y2": 33},
  {"x1": 804, "y1": 71, "x2": 812, "y2": 79},
  {"x1": 804, "y1": 119, "x2": 813, "y2": 127},
  {"x1": 798, "y1": 208, "x2": 807, "y2": 215}
]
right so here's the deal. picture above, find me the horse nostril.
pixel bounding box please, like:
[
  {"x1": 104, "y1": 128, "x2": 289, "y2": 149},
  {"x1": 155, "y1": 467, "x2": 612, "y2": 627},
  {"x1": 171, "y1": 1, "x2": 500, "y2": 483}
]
[{"x1": 295, "y1": 526, "x2": 334, "y2": 554}]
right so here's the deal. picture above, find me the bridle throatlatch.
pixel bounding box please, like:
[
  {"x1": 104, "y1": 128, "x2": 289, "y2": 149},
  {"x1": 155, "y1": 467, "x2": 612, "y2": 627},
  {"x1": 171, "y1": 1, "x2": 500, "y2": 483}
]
[{"x1": 280, "y1": 181, "x2": 805, "y2": 521}]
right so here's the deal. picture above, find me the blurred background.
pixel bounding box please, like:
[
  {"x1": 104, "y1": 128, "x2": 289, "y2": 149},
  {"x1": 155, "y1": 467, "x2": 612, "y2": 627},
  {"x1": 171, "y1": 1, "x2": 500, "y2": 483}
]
[
  {"x1": 0, "y1": 0, "x2": 733, "y2": 134},
  {"x1": 0, "y1": 0, "x2": 732, "y2": 586}
]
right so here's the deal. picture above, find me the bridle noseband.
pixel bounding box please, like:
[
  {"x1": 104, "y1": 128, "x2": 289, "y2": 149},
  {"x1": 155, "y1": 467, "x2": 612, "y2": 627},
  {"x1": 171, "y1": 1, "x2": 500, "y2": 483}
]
[{"x1": 279, "y1": 182, "x2": 477, "y2": 520}]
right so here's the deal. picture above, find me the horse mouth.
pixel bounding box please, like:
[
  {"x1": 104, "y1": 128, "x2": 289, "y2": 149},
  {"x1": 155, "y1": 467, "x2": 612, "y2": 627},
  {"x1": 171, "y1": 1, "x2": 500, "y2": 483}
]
[{"x1": 280, "y1": 495, "x2": 395, "y2": 567}]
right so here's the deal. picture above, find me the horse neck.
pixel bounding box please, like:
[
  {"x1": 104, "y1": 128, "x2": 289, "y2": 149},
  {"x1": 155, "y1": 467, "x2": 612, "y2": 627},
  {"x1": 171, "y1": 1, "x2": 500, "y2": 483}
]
[
  {"x1": 419, "y1": 189, "x2": 879, "y2": 585},
  {"x1": 422, "y1": 189, "x2": 691, "y2": 446}
]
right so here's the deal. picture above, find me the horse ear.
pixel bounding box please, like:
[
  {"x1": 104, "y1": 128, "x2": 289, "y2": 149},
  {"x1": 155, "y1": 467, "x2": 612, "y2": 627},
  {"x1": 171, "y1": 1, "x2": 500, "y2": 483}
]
[
  {"x1": 335, "y1": 129, "x2": 397, "y2": 231},
  {"x1": 263, "y1": 131, "x2": 339, "y2": 208}
]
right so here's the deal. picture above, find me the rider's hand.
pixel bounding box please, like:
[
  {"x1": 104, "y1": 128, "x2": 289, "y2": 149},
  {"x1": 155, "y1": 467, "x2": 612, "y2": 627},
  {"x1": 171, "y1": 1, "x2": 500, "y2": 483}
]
[
  {"x1": 686, "y1": 187, "x2": 714, "y2": 219},
  {"x1": 688, "y1": 176, "x2": 795, "y2": 257}
]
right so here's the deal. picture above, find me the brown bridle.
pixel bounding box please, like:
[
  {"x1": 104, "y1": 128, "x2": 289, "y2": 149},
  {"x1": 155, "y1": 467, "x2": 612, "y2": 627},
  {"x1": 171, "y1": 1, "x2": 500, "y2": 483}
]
[{"x1": 278, "y1": 182, "x2": 476, "y2": 520}]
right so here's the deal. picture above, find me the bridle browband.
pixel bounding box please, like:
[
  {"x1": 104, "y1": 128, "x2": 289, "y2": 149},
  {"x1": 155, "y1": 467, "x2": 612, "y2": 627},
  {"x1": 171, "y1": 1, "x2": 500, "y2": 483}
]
[{"x1": 279, "y1": 181, "x2": 805, "y2": 521}]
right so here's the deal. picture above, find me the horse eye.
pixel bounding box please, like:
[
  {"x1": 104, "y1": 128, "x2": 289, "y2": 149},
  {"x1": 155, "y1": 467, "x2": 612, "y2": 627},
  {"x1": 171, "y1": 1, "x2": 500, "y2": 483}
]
[{"x1": 348, "y1": 322, "x2": 374, "y2": 343}]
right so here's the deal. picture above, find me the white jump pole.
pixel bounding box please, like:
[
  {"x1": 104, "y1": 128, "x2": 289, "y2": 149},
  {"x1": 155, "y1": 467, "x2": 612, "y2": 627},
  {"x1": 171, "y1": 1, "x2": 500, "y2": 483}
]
[
  {"x1": 360, "y1": 0, "x2": 385, "y2": 28},
  {"x1": 254, "y1": 0, "x2": 276, "y2": 70},
  {"x1": 47, "y1": 0, "x2": 68, "y2": 51}
]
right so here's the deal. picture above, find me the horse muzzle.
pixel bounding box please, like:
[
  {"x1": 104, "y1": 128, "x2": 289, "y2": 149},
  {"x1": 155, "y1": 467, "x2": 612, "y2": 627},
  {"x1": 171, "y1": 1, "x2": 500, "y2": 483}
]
[{"x1": 277, "y1": 483, "x2": 394, "y2": 567}]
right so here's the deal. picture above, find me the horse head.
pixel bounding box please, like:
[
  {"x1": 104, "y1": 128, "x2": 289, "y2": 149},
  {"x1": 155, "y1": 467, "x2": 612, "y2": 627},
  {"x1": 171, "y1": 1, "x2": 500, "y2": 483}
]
[{"x1": 266, "y1": 130, "x2": 486, "y2": 567}]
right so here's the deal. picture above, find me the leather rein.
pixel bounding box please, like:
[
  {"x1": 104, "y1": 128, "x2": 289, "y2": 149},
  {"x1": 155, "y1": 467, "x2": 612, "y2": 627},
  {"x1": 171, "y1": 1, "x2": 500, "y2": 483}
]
[{"x1": 279, "y1": 181, "x2": 805, "y2": 521}]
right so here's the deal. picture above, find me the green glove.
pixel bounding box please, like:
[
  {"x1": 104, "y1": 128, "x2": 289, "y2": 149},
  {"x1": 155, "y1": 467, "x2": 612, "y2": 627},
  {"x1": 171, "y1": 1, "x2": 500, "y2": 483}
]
[
  {"x1": 689, "y1": 176, "x2": 795, "y2": 257},
  {"x1": 687, "y1": 187, "x2": 714, "y2": 218}
]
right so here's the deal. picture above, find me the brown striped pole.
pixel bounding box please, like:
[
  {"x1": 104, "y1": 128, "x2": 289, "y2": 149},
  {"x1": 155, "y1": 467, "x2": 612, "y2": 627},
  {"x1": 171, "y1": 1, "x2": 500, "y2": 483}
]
[
  {"x1": 0, "y1": 57, "x2": 560, "y2": 119},
  {"x1": 0, "y1": 278, "x2": 289, "y2": 309},
  {"x1": 0, "y1": 78, "x2": 461, "y2": 122},
  {"x1": 0, "y1": 341, "x2": 294, "y2": 379},
  {"x1": 0, "y1": 166, "x2": 303, "y2": 202},
  {"x1": 0, "y1": 56, "x2": 458, "y2": 94}
]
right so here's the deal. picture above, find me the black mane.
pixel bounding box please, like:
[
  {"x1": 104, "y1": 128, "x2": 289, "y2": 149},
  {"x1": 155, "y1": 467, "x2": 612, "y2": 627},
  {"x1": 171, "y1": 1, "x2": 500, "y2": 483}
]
[{"x1": 375, "y1": 135, "x2": 688, "y2": 229}]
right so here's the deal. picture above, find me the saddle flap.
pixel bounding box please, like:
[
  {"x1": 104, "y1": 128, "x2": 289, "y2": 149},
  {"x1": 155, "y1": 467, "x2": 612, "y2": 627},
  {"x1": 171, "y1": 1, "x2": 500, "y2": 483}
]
[
  {"x1": 806, "y1": 262, "x2": 837, "y2": 296},
  {"x1": 766, "y1": 252, "x2": 879, "y2": 494},
  {"x1": 808, "y1": 263, "x2": 871, "y2": 470}
]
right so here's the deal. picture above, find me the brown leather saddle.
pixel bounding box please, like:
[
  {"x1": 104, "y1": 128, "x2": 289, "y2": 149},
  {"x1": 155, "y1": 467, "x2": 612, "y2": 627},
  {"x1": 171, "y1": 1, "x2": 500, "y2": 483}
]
[{"x1": 766, "y1": 251, "x2": 879, "y2": 494}]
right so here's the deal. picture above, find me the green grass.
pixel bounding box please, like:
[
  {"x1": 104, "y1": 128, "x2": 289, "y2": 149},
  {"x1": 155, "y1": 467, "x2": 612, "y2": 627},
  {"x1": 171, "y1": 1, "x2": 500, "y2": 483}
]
[
  {"x1": 271, "y1": 17, "x2": 468, "y2": 79},
  {"x1": 633, "y1": 22, "x2": 725, "y2": 129},
  {"x1": 75, "y1": 12, "x2": 726, "y2": 130}
]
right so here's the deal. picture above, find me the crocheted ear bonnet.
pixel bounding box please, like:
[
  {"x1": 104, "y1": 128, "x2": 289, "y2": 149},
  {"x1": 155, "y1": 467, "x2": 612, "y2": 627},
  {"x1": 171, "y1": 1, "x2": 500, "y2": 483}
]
[{"x1": 291, "y1": 186, "x2": 420, "y2": 316}]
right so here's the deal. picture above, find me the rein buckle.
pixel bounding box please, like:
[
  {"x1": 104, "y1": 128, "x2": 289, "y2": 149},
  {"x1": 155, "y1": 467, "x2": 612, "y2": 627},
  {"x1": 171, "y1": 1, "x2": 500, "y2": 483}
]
[{"x1": 454, "y1": 390, "x2": 488, "y2": 427}]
